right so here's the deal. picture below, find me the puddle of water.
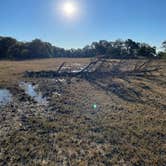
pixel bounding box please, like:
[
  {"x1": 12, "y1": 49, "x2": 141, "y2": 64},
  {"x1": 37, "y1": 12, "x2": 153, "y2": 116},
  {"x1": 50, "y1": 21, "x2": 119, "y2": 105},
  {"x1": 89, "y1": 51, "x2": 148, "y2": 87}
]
[
  {"x1": 53, "y1": 92, "x2": 61, "y2": 97},
  {"x1": 61, "y1": 63, "x2": 86, "y2": 73},
  {"x1": 19, "y1": 82, "x2": 48, "y2": 105},
  {"x1": 57, "y1": 79, "x2": 66, "y2": 82},
  {"x1": 71, "y1": 70, "x2": 82, "y2": 73},
  {"x1": 0, "y1": 89, "x2": 12, "y2": 107},
  {"x1": 70, "y1": 66, "x2": 85, "y2": 73}
]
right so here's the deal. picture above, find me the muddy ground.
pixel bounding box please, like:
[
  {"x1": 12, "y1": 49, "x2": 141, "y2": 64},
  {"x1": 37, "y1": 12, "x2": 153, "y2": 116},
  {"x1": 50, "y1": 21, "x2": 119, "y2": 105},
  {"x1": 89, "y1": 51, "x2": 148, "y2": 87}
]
[{"x1": 0, "y1": 59, "x2": 166, "y2": 165}]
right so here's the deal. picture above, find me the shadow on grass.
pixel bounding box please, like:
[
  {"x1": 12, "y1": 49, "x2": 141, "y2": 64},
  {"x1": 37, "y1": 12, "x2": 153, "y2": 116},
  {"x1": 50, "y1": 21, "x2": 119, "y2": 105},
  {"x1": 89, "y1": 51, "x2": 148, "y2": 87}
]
[{"x1": 85, "y1": 75, "x2": 143, "y2": 103}]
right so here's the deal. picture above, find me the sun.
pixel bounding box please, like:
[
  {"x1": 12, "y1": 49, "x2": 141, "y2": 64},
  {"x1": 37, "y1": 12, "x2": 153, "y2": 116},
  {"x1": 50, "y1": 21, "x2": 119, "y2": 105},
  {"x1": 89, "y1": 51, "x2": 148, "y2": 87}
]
[
  {"x1": 55, "y1": 0, "x2": 82, "y2": 22},
  {"x1": 61, "y1": 1, "x2": 78, "y2": 18},
  {"x1": 63, "y1": 2, "x2": 76, "y2": 16}
]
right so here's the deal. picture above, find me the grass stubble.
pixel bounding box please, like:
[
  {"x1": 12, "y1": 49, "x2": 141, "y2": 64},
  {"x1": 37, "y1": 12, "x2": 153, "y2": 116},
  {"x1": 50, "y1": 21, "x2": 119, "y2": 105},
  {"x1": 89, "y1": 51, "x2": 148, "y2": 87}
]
[{"x1": 0, "y1": 59, "x2": 166, "y2": 165}]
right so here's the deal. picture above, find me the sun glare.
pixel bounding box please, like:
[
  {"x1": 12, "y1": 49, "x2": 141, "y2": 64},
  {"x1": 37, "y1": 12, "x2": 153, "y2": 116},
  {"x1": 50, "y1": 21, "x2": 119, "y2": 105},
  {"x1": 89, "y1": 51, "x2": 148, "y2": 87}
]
[
  {"x1": 63, "y1": 2, "x2": 76, "y2": 16},
  {"x1": 58, "y1": 1, "x2": 79, "y2": 20}
]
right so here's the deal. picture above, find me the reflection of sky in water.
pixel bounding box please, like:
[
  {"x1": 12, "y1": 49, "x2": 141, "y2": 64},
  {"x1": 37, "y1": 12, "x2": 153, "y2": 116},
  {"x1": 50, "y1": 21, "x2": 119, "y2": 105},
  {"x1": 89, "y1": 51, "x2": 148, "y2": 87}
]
[
  {"x1": 19, "y1": 82, "x2": 48, "y2": 105},
  {"x1": 0, "y1": 89, "x2": 12, "y2": 106}
]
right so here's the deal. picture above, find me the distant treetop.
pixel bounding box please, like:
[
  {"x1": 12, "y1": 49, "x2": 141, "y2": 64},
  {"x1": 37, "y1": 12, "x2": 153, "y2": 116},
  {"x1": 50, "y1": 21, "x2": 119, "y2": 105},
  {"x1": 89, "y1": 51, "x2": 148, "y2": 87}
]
[{"x1": 0, "y1": 36, "x2": 164, "y2": 60}]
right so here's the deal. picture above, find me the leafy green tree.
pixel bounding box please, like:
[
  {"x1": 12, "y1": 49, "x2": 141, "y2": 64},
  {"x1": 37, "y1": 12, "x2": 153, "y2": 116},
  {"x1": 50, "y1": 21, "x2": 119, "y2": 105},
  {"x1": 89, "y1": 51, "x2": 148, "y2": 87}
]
[
  {"x1": 0, "y1": 37, "x2": 17, "y2": 59},
  {"x1": 138, "y1": 44, "x2": 156, "y2": 58},
  {"x1": 125, "y1": 39, "x2": 139, "y2": 58},
  {"x1": 158, "y1": 52, "x2": 166, "y2": 59},
  {"x1": 0, "y1": 36, "x2": 159, "y2": 60},
  {"x1": 158, "y1": 41, "x2": 166, "y2": 59},
  {"x1": 162, "y1": 41, "x2": 166, "y2": 52}
]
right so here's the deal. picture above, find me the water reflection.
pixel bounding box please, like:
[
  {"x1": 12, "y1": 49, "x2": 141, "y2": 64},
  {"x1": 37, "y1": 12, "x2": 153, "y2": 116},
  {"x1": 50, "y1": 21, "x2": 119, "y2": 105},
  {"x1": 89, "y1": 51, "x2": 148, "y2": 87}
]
[
  {"x1": 0, "y1": 89, "x2": 12, "y2": 107},
  {"x1": 19, "y1": 82, "x2": 48, "y2": 105}
]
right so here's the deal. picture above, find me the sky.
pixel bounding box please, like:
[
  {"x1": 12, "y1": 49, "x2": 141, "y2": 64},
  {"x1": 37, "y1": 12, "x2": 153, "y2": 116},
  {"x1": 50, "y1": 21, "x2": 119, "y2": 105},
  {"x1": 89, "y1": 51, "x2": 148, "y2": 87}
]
[{"x1": 0, "y1": 0, "x2": 166, "y2": 49}]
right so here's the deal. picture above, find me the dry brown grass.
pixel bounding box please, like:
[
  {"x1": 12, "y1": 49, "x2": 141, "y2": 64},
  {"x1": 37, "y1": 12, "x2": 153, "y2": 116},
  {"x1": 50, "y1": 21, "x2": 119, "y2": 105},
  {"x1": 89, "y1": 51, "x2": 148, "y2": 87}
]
[
  {"x1": 0, "y1": 58, "x2": 90, "y2": 86},
  {"x1": 0, "y1": 59, "x2": 166, "y2": 165}
]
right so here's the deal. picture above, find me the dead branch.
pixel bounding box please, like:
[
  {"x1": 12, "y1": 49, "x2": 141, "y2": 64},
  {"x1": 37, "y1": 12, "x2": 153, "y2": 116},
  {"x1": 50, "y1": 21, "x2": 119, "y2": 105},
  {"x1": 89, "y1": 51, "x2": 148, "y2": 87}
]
[
  {"x1": 56, "y1": 62, "x2": 66, "y2": 73},
  {"x1": 25, "y1": 58, "x2": 161, "y2": 79}
]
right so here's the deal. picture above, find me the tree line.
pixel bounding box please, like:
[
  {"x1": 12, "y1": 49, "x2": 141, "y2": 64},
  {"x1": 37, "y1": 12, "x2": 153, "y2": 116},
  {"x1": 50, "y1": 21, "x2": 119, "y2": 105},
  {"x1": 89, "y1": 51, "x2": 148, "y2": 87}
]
[{"x1": 0, "y1": 36, "x2": 165, "y2": 60}]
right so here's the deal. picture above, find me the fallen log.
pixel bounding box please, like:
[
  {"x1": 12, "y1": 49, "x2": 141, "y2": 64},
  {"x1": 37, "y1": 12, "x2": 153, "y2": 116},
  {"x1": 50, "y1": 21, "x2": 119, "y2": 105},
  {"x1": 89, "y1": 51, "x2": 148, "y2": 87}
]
[{"x1": 24, "y1": 59, "x2": 161, "y2": 79}]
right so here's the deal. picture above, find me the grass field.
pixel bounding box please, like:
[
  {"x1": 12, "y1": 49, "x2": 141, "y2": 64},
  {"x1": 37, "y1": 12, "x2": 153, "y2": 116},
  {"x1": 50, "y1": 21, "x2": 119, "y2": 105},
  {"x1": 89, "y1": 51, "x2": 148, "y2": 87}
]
[
  {"x1": 0, "y1": 59, "x2": 166, "y2": 165},
  {"x1": 0, "y1": 58, "x2": 90, "y2": 86}
]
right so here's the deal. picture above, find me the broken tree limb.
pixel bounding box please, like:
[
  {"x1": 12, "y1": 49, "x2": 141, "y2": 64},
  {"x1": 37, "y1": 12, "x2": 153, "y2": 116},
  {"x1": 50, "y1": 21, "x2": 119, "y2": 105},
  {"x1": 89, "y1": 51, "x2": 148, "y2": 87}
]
[
  {"x1": 24, "y1": 59, "x2": 161, "y2": 79},
  {"x1": 56, "y1": 62, "x2": 66, "y2": 73}
]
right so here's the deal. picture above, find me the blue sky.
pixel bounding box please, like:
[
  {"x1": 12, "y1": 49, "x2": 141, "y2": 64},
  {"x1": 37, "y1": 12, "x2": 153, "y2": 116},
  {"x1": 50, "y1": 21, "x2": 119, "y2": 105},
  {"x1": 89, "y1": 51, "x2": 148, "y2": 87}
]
[{"x1": 0, "y1": 0, "x2": 166, "y2": 49}]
